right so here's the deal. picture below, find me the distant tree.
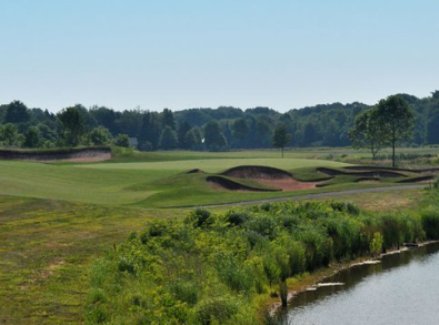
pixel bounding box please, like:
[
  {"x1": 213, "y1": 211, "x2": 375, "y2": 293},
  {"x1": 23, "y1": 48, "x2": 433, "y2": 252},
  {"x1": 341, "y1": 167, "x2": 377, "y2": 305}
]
[
  {"x1": 231, "y1": 118, "x2": 249, "y2": 147},
  {"x1": 427, "y1": 112, "x2": 439, "y2": 144},
  {"x1": 375, "y1": 95, "x2": 414, "y2": 167},
  {"x1": 158, "y1": 126, "x2": 178, "y2": 150},
  {"x1": 302, "y1": 122, "x2": 319, "y2": 146},
  {"x1": 36, "y1": 123, "x2": 58, "y2": 144},
  {"x1": 89, "y1": 127, "x2": 112, "y2": 145},
  {"x1": 162, "y1": 108, "x2": 176, "y2": 129},
  {"x1": 177, "y1": 121, "x2": 192, "y2": 148},
  {"x1": 24, "y1": 126, "x2": 42, "y2": 148},
  {"x1": 253, "y1": 118, "x2": 272, "y2": 147},
  {"x1": 4, "y1": 101, "x2": 30, "y2": 124},
  {"x1": 138, "y1": 112, "x2": 161, "y2": 150},
  {"x1": 349, "y1": 109, "x2": 386, "y2": 159},
  {"x1": 114, "y1": 109, "x2": 142, "y2": 138},
  {"x1": 184, "y1": 127, "x2": 203, "y2": 150},
  {"x1": 272, "y1": 124, "x2": 291, "y2": 158},
  {"x1": 114, "y1": 134, "x2": 130, "y2": 147},
  {"x1": 203, "y1": 121, "x2": 227, "y2": 151},
  {"x1": 89, "y1": 106, "x2": 118, "y2": 134},
  {"x1": 58, "y1": 106, "x2": 86, "y2": 146},
  {"x1": 0, "y1": 123, "x2": 24, "y2": 147}
]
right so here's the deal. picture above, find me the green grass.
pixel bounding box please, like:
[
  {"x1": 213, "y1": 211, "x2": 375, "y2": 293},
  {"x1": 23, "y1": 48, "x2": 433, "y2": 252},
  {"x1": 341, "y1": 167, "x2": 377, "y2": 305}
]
[
  {"x1": 0, "y1": 157, "x2": 350, "y2": 208},
  {"x1": 0, "y1": 195, "x2": 177, "y2": 324},
  {"x1": 0, "y1": 148, "x2": 435, "y2": 324}
]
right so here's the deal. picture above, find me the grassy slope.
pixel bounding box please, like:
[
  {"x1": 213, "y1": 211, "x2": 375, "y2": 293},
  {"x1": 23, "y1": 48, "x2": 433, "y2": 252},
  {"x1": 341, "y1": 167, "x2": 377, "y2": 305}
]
[
  {"x1": 0, "y1": 195, "x2": 178, "y2": 324},
  {"x1": 0, "y1": 149, "x2": 432, "y2": 324},
  {"x1": 0, "y1": 157, "x2": 350, "y2": 208}
]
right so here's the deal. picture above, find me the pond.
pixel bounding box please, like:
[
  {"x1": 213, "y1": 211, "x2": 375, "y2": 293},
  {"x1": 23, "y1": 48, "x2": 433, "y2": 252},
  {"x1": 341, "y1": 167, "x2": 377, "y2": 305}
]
[{"x1": 280, "y1": 243, "x2": 439, "y2": 325}]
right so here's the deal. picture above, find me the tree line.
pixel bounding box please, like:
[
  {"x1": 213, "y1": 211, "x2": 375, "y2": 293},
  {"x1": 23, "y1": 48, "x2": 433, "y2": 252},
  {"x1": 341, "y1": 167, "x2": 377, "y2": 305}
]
[{"x1": 1, "y1": 91, "x2": 439, "y2": 152}]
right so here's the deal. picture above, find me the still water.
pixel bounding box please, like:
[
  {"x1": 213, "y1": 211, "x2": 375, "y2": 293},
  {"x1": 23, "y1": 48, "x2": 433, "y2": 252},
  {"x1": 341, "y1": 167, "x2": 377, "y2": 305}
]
[{"x1": 281, "y1": 243, "x2": 439, "y2": 325}]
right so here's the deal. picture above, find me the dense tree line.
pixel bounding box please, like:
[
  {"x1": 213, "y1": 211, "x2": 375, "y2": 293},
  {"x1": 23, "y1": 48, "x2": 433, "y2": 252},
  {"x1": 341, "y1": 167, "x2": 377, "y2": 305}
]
[
  {"x1": 1, "y1": 91, "x2": 439, "y2": 151},
  {"x1": 85, "y1": 194, "x2": 439, "y2": 324}
]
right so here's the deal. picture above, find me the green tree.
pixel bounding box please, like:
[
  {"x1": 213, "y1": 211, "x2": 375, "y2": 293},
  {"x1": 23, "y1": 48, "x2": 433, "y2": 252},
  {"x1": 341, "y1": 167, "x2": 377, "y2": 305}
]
[
  {"x1": 231, "y1": 118, "x2": 249, "y2": 147},
  {"x1": 89, "y1": 127, "x2": 112, "y2": 145},
  {"x1": 272, "y1": 124, "x2": 291, "y2": 158},
  {"x1": 24, "y1": 126, "x2": 41, "y2": 148},
  {"x1": 114, "y1": 133, "x2": 130, "y2": 147},
  {"x1": 4, "y1": 101, "x2": 30, "y2": 124},
  {"x1": 177, "y1": 121, "x2": 192, "y2": 148},
  {"x1": 184, "y1": 127, "x2": 202, "y2": 150},
  {"x1": 58, "y1": 106, "x2": 86, "y2": 146},
  {"x1": 203, "y1": 121, "x2": 227, "y2": 151},
  {"x1": 158, "y1": 126, "x2": 178, "y2": 150},
  {"x1": 161, "y1": 108, "x2": 176, "y2": 129},
  {"x1": 0, "y1": 123, "x2": 24, "y2": 147},
  {"x1": 349, "y1": 109, "x2": 386, "y2": 159},
  {"x1": 376, "y1": 95, "x2": 414, "y2": 167}
]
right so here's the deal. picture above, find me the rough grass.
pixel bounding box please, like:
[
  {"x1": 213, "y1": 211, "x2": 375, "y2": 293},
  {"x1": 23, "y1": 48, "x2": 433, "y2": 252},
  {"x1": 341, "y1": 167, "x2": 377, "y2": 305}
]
[{"x1": 0, "y1": 195, "x2": 177, "y2": 324}]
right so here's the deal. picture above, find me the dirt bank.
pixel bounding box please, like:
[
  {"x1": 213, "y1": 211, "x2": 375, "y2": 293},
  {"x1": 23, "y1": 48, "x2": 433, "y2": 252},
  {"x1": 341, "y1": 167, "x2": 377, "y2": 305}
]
[{"x1": 0, "y1": 147, "x2": 112, "y2": 162}]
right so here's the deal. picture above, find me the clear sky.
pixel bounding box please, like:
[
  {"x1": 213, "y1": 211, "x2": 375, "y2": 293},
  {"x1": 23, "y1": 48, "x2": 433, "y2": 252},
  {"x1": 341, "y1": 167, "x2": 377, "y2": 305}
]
[{"x1": 1, "y1": 0, "x2": 438, "y2": 112}]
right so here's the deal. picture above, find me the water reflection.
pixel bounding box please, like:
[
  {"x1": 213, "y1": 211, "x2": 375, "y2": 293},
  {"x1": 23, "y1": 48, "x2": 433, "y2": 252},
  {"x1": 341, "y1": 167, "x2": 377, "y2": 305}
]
[{"x1": 278, "y1": 243, "x2": 439, "y2": 325}]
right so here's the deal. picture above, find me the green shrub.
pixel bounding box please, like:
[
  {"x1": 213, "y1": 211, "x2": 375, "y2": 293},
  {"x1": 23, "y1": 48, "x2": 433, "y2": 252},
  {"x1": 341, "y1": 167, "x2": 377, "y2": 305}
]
[
  {"x1": 170, "y1": 281, "x2": 199, "y2": 305},
  {"x1": 195, "y1": 297, "x2": 238, "y2": 325},
  {"x1": 421, "y1": 208, "x2": 439, "y2": 239},
  {"x1": 186, "y1": 208, "x2": 213, "y2": 228},
  {"x1": 369, "y1": 232, "x2": 383, "y2": 256},
  {"x1": 226, "y1": 211, "x2": 249, "y2": 227}
]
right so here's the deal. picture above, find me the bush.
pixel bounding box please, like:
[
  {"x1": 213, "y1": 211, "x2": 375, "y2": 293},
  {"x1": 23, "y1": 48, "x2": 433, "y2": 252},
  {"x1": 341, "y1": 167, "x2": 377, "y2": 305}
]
[
  {"x1": 186, "y1": 208, "x2": 213, "y2": 228},
  {"x1": 170, "y1": 281, "x2": 199, "y2": 305},
  {"x1": 421, "y1": 208, "x2": 439, "y2": 239},
  {"x1": 226, "y1": 211, "x2": 249, "y2": 227},
  {"x1": 369, "y1": 232, "x2": 383, "y2": 256},
  {"x1": 196, "y1": 297, "x2": 238, "y2": 325}
]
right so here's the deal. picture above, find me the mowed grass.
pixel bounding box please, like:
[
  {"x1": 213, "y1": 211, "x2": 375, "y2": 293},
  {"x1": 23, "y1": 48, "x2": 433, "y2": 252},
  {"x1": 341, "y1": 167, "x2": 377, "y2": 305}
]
[{"x1": 0, "y1": 157, "x2": 350, "y2": 208}]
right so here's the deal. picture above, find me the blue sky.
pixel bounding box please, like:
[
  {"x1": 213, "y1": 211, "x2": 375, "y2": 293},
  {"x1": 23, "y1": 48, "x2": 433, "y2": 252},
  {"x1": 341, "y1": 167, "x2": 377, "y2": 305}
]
[{"x1": 1, "y1": 0, "x2": 438, "y2": 112}]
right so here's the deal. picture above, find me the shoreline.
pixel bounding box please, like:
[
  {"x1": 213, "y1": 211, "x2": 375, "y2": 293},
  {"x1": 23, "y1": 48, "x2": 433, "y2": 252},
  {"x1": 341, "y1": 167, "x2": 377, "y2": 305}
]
[{"x1": 268, "y1": 239, "x2": 439, "y2": 318}]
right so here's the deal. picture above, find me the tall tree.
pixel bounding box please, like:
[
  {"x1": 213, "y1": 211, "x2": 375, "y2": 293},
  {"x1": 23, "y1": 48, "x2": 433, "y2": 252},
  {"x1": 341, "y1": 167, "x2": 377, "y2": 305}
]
[
  {"x1": 162, "y1": 108, "x2": 176, "y2": 129},
  {"x1": 4, "y1": 101, "x2": 30, "y2": 124},
  {"x1": 57, "y1": 106, "x2": 86, "y2": 146},
  {"x1": 349, "y1": 109, "x2": 386, "y2": 159},
  {"x1": 158, "y1": 126, "x2": 178, "y2": 150},
  {"x1": 0, "y1": 123, "x2": 24, "y2": 147},
  {"x1": 24, "y1": 126, "x2": 42, "y2": 148},
  {"x1": 177, "y1": 121, "x2": 192, "y2": 148},
  {"x1": 184, "y1": 127, "x2": 202, "y2": 150},
  {"x1": 138, "y1": 112, "x2": 161, "y2": 150},
  {"x1": 272, "y1": 124, "x2": 291, "y2": 158},
  {"x1": 375, "y1": 95, "x2": 414, "y2": 167},
  {"x1": 203, "y1": 121, "x2": 227, "y2": 151},
  {"x1": 231, "y1": 118, "x2": 249, "y2": 147}
]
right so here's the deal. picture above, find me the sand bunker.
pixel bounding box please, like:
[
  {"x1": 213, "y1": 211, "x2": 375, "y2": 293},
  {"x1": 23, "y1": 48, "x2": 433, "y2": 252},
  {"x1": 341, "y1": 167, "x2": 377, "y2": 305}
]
[
  {"x1": 257, "y1": 178, "x2": 316, "y2": 191},
  {"x1": 210, "y1": 165, "x2": 318, "y2": 192}
]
